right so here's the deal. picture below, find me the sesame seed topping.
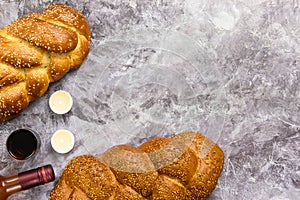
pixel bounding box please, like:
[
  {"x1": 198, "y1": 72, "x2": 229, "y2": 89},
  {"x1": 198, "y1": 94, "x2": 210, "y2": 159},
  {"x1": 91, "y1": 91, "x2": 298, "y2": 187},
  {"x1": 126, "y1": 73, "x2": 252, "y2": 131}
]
[{"x1": 0, "y1": 3, "x2": 90, "y2": 122}]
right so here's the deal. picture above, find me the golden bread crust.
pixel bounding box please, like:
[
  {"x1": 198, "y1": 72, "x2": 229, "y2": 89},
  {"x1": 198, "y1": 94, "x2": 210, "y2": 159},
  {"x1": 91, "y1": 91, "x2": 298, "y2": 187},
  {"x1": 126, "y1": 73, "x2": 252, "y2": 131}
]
[
  {"x1": 43, "y1": 4, "x2": 91, "y2": 41},
  {"x1": 49, "y1": 132, "x2": 224, "y2": 200},
  {"x1": 151, "y1": 175, "x2": 187, "y2": 200},
  {"x1": 99, "y1": 144, "x2": 159, "y2": 197},
  {"x1": 0, "y1": 4, "x2": 90, "y2": 122},
  {"x1": 0, "y1": 84, "x2": 29, "y2": 121},
  {"x1": 0, "y1": 34, "x2": 43, "y2": 68},
  {"x1": 50, "y1": 155, "x2": 118, "y2": 200},
  {"x1": 7, "y1": 16, "x2": 78, "y2": 53}
]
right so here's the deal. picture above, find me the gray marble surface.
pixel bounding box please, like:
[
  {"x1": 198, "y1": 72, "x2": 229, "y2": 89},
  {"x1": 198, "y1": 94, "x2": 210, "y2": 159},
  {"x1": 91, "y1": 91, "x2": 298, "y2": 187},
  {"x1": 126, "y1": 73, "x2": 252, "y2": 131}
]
[{"x1": 0, "y1": 0, "x2": 299, "y2": 199}]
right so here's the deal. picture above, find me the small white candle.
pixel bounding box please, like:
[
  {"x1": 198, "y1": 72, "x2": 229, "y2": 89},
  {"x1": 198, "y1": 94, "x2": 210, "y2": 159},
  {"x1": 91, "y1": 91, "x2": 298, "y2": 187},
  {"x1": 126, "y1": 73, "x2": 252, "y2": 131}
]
[
  {"x1": 51, "y1": 129, "x2": 75, "y2": 154},
  {"x1": 49, "y1": 90, "x2": 73, "y2": 114}
]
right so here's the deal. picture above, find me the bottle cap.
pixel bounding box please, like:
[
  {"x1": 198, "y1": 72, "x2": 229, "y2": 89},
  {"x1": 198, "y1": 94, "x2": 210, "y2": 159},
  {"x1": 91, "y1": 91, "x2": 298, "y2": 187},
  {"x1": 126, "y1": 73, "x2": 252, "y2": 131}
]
[
  {"x1": 18, "y1": 165, "x2": 55, "y2": 190},
  {"x1": 41, "y1": 165, "x2": 55, "y2": 183}
]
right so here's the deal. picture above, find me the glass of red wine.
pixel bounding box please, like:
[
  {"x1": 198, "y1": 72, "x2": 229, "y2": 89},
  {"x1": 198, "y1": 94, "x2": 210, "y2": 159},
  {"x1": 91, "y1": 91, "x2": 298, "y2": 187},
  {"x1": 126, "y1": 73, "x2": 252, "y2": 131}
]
[{"x1": 6, "y1": 129, "x2": 40, "y2": 161}]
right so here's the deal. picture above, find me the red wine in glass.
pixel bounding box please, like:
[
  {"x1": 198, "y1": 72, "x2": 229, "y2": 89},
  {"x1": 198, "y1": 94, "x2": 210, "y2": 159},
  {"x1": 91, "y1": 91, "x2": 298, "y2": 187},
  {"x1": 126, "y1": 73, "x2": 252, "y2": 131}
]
[{"x1": 6, "y1": 129, "x2": 39, "y2": 160}]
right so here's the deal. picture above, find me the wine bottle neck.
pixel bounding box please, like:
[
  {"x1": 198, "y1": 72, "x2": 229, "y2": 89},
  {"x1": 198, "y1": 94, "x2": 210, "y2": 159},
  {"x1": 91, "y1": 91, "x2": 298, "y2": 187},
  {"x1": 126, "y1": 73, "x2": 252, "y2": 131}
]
[
  {"x1": 18, "y1": 165, "x2": 55, "y2": 190},
  {"x1": 0, "y1": 165, "x2": 55, "y2": 200}
]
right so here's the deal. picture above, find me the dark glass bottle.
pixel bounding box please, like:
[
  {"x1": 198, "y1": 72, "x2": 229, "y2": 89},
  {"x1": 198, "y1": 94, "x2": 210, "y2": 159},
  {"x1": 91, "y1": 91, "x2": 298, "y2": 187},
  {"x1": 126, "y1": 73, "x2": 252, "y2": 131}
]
[{"x1": 0, "y1": 165, "x2": 55, "y2": 200}]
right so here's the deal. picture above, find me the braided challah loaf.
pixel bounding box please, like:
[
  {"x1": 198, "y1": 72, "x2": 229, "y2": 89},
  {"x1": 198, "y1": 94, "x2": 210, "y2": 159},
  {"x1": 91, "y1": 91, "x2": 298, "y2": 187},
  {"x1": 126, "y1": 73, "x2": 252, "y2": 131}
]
[
  {"x1": 49, "y1": 132, "x2": 224, "y2": 200},
  {"x1": 0, "y1": 4, "x2": 90, "y2": 121}
]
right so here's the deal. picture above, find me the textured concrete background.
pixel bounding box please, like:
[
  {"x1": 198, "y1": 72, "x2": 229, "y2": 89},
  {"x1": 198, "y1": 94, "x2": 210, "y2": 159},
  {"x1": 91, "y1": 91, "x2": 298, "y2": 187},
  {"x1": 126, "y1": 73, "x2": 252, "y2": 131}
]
[{"x1": 0, "y1": 0, "x2": 299, "y2": 199}]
